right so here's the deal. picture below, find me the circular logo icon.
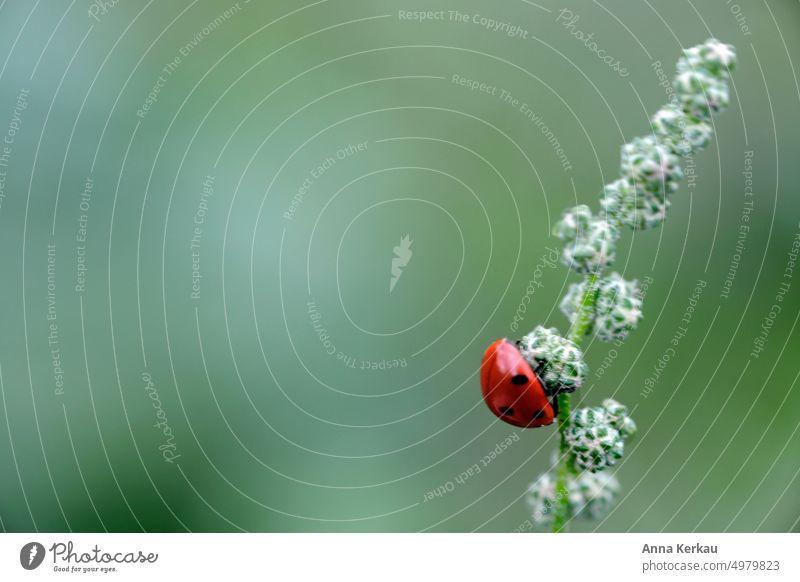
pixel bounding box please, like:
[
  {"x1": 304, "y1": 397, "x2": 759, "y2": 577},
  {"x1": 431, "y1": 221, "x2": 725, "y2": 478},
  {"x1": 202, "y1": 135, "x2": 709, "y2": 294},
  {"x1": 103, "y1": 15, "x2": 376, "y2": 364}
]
[{"x1": 20, "y1": 542, "x2": 45, "y2": 570}]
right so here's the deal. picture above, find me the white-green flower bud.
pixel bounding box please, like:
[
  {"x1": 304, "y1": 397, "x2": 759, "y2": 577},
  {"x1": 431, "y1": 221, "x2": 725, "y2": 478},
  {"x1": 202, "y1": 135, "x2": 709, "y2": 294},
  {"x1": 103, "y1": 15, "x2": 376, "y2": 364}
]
[
  {"x1": 594, "y1": 273, "x2": 644, "y2": 342},
  {"x1": 677, "y1": 38, "x2": 737, "y2": 79},
  {"x1": 518, "y1": 325, "x2": 587, "y2": 394},
  {"x1": 554, "y1": 206, "x2": 619, "y2": 274},
  {"x1": 526, "y1": 467, "x2": 621, "y2": 525},
  {"x1": 602, "y1": 398, "x2": 637, "y2": 439},
  {"x1": 559, "y1": 281, "x2": 592, "y2": 327},
  {"x1": 621, "y1": 136, "x2": 684, "y2": 200},
  {"x1": 574, "y1": 470, "x2": 621, "y2": 520},
  {"x1": 629, "y1": 192, "x2": 670, "y2": 231},
  {"x1": 599, "y1": 178, "x2": 632, "y2": 222},
  {"x1": 601, "y1": 178, "x2": 671, "y2": 230},
  {"x1": 566, "y1": 407, "x2": 625, "y2": 472},
  {"x1": 525, "y1": 471, "x2": 561, "y2": 526},
  {"x1": 565, "y1": 400, "x2": 637, "y2": 472},
  {"x1": 651, "y1": 104, "x2": 713, "y2": 156},
  {"x1": 602, "y1": 398, "x2": 628, "y2": 423},
  {"x1": 552, "y1": 204, "x2": 593, "y2": 241},
  {"x1": 561, "y1": 273, "x2": 643, "y2": 342},
  {"x1": 673, "y1": 68, "x2": 730, "y2": 121}
]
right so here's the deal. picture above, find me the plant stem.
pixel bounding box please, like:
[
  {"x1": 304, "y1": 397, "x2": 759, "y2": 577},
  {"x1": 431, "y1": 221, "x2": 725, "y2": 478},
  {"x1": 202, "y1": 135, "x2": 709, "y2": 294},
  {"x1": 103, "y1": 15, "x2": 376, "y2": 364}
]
[{"x1": 551, "y1": 272, "x2": 599, "y2": 532}]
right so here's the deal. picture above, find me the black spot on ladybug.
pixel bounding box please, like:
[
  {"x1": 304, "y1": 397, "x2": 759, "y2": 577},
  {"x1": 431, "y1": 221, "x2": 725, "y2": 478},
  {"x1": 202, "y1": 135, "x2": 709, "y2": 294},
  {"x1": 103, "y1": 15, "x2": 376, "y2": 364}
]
[
  {"x1": 510, "y1": 374, "x2": 528, "y2": 385},
  {"x1": 498, "y1": 406, "x2": 515, "y2": 417},
  {"x1": 531, "y1": 409, "x2": 546, "y2": 420}
]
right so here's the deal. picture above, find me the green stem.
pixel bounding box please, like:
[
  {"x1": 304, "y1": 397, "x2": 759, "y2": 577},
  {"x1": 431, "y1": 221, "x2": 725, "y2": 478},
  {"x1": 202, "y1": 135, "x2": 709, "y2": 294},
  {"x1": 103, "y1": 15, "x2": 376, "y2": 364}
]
[{"x1": 551, "y1": 272, "x2": 598, "y2": 532}]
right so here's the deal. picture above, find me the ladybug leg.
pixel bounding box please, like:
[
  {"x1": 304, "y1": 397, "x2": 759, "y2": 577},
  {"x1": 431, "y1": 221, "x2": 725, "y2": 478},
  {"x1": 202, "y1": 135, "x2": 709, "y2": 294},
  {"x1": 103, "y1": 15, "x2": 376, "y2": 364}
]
[
  {"x1": 531, "y1": 360, "x2": 551, "y2": 389},
  {"x1": 550, "y1": 393, "x2": 559, "y2": 417},
  {"x1": 531, "y1": 358, "x2": 547, "y2": 376},
  {"x1": 532, "y1": 360, "x2": 561, "y2": 397},
  {"x1": 530, "y1": 361, "x2": 561, "y2": 417}
]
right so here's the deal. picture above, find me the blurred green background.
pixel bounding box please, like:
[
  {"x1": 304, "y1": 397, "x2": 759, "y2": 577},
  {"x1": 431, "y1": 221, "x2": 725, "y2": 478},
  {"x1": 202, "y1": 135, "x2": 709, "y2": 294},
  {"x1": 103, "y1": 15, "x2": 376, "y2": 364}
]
[{"x1": 0, "y1": 0, "x2": 798, "y2": 532}]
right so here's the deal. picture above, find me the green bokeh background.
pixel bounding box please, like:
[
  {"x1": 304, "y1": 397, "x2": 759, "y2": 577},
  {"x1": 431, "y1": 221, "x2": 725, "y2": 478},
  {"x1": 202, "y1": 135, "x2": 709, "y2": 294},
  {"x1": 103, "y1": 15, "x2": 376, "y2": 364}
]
[{"x1": 0, "y1": 0, "x2": 798, "y2": 532}]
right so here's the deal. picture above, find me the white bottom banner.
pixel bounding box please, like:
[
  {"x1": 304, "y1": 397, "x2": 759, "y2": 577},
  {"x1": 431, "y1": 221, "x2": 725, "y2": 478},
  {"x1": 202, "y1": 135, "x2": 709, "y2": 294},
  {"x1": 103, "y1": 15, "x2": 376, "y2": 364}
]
[{"x1": 0, "y1": 533, "x2": 797, "y2": 581}]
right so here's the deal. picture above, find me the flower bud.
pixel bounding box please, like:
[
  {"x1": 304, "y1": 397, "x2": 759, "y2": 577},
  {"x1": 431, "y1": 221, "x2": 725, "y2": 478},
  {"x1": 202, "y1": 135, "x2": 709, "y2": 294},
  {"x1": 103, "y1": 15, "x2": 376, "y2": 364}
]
[
  {"x1": 559, "y1": 281, "x2": 595, "y2": 328},
  {"x1": 651, "y1": 104, "x2": 713, "y2": 156},
  {"x1": 601, "y1": 178, "x2": 670, "y2": 230},
  {"x1": 602, "y1": 398, "x2": 637, "y2": 439},
  {"x1": 575, "y1": 470, "x2": 621, "y2": 520},
  {"x1": 560, "y1": 273, "x2": 642, "y2": 341},
  {"x1": 621, "y1": 136, "x2": 683, "y2": 201},
  {"x1": 677, "y1": 38, "x2": 737, "y2": 79},
  {"x1": 554, "y1": 206, "x2": 618, "y2": 274},
  {"x1": 594, "y1": 273, "x2": 644, "y2": 342},
  {"x1": 518, "y1": 326, "x2": 587, "y2": 394},
  {"x1": 526, "y1": 467, "x2": 621, "y2": 525},
  {"x1": 566, "y1": 409, "x2": 624, "y2": 472},
  {"x1": 673, "y1": 68, "x2": 730, "y2": 121},
  {"x1": 552, "y1": 204, "x2": 593, "y2": 241},
  {"x1": 525, "y1": 471, "x2": 561, "y2": 526}
]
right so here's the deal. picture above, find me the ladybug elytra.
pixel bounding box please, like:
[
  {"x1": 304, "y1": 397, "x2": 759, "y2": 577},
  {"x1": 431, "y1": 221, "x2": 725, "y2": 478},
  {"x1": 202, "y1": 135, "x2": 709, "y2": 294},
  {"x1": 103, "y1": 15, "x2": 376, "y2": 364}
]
[{"x1": 480, "y1": 339, "x2": 555, "y2": 428}]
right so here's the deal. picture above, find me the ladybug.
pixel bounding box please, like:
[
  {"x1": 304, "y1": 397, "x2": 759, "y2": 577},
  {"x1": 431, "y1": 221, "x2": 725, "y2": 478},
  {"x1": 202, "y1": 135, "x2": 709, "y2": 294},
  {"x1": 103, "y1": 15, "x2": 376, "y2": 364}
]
[{"x1": 480, "y1": 339, "x2": 555, "y2": 428}]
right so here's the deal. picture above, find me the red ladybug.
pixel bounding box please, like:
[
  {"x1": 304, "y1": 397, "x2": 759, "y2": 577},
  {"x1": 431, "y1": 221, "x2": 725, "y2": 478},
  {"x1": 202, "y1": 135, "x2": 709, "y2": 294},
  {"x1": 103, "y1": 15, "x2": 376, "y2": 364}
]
[{"x1": 480, "y1": 339, "x2": 555, "y2": 428}]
